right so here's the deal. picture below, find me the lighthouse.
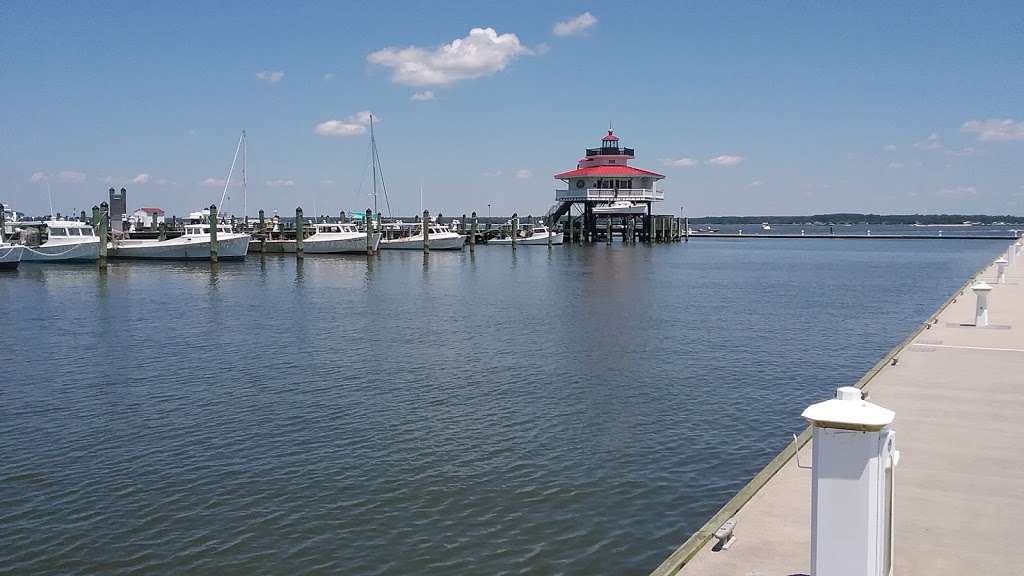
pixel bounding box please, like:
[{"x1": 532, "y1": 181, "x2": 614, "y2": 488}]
[{"x1": 552, "y1": 130, "x2": 665, "y2": 242}]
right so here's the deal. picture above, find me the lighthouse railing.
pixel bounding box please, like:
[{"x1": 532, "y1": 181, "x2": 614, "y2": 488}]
[{"x1": 555, "y1": 188, "x2": 664, "y2": 202}]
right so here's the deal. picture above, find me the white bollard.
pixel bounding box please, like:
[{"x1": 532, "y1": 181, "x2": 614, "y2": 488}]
[
  {"x1": 1016, "y1": 241, "x2": 1022, "y2": 257},
  {"x1": 996, "y1": 258, "x2": 1008, "y2": 284},
  {"x1": 803, "y1": 387, "x2": 897, "y2": 576},
  {"x1": 1009, "y1": 245, "x2": 1016, "y2": 266},
  {"x1": 973, "y1": 281, "x2": 992, "y2": 327}
]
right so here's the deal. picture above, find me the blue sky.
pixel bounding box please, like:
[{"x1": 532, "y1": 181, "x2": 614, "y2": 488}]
[{"x1": 2, "y1": 1, "x2": 1022, "y2": 218}]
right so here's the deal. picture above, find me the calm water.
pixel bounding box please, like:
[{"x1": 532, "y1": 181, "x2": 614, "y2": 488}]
[{"x1": 0, "y1": 237, "x2": 1006, "y2": 575}]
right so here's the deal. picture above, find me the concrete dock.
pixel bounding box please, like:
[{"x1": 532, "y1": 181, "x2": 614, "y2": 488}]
[{"x1": 652, "y1": 241, "x2": 1024, "y2": 575}]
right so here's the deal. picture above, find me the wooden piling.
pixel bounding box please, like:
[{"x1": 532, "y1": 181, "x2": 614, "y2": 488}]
[
  {"x1": 511, "y1": 212, "x2": 518, "y2": 249},
  {"x1": 461, "y1": 214, "x2": 467, "y2": 235},
  {"x1": 258, "y1": 209, "x2": 266, "y2": 251},
  {"x1": 158, "y1": 222, "x2": 167, "y2": 241},
  {"x1": 295, "y1": 206, "x2": 304, "y2": 259},
  {"x1": 684, "y1": 217, "x2": 689, "y2": 242},
  {"x1": 209, "y1": 204, "x2": 219, "y2": 262},
  {"x1": 548, "y1": 215, "x2": 553, "y2": 248},
  {"x1": 606, "y1": 214, "x2": 612, "y2": 244},
  {"x1": 0, "y1": 202, "x2": 6, "y2": 243},
  {"x1": 365, "y1": 208, "x2": 374, "y2": 254},
  {"x1": 422, "y1": 210, "x2": 430, "y2": 253},
  {"x1": 98, "y1": 202, "x2": 108, "y2": 265},
  {"x1": 470, "y1": 211, "x2": 477, "y2": 252}
]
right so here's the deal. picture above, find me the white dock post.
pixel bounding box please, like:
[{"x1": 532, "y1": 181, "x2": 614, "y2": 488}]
[
  {"x1": 1016, "y1": 240, "x2": 1022, "y2": 257},
  {"x1": 973, "y1": 281, "x2": 992, "y2": 327},
  {"x1": 802, "y1": 386, "x2": 897, "y2": 576},
  {"x1": 1009, "y1": 244, "x2": 1016, "y2": 266},
  {"x1": 996, "y1": 257, "x2": 1008, "y2": 284}
]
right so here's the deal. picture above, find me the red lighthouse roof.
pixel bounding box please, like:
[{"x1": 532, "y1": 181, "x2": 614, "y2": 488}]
[
  {"x1": 554, "y1": 165, "x2": 663, "y2": 179},
  {"x1": 601, "y1": 130, "x2": 619, "y2": 142}
]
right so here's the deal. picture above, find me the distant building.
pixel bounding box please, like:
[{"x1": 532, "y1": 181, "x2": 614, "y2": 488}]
[
  {"x1": 109, "y1": 187, "x2": 127, "y2": 232},
  {"x1": 132, "y1": 207, "x2": 165, "y2": 228}
]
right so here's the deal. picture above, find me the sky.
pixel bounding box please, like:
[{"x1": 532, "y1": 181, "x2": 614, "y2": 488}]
[{"x1": 1, "y1": 1, "x2": 1023, "y2": 218}]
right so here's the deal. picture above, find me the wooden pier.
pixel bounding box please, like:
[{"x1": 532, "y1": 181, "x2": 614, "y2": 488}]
[{"x1": 650, "y1": 241, "x2": 1024, "y2": 576}]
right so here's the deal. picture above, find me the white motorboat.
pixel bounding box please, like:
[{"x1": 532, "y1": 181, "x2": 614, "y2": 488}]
[
  {"x1": 490, "y1": 224, "x2": 564, "y2": 245},
  {"x1": 380, "y1": 222, "x2": 465, "y2": 250},
  {"x1": 592, "y1": 200, "x2": 647, "y2": 215},
  {"x1": 21, "y1": 220, "x2": 100, "y2": 262},
  {"x1": 280, "y1": 222, "x2": 382, "y2": 253},
  {"x1": 0, "y1": 241, "x2": 24, "y2": 270},
  {"x1": 110, "y1": 223, "x2": 249, "y2": 260},
  {"x1": 761, "y1": 222, "x2": 771, "y2": 231}
]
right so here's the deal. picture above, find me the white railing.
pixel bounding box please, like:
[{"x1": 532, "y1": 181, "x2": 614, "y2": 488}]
[{"x1": 555, "y1": 188, "x2": 665, "y2": 202}]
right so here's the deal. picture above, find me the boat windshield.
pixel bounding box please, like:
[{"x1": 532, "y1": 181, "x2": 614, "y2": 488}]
[{"x1": 50, "y1": 228, "x2": 67, "y2": 236}]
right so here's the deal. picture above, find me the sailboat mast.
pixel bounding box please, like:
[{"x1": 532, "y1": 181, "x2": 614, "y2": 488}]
[
  {"x1": 370, "y1": 115, "x2": 378, "y2": 214},
  {"x1": 242, "y1": 130, "x2": 247, "y2": 219}
]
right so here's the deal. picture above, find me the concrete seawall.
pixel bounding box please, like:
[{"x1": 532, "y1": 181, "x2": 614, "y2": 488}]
[{"x1": 651, "y1": 240, "x2": 1024, "y2": 575}]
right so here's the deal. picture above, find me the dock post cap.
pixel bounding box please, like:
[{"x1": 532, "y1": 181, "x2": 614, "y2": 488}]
[
  {"x1": 801, "y1": 386, "x2": 894, "y2": 431},
  {"x1": 972, "y1": 281, "x2": 993, "y2": 292},
  {"x1": 995, "y1": 257, "x2": 1008, "y2": 265}
]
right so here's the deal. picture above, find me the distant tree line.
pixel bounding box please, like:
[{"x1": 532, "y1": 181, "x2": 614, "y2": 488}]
[{"x1": 688, "y1": 213, "x2": 1024, "y2": 225}]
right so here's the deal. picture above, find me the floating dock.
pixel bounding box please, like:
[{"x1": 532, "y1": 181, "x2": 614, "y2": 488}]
[{"x1": 651, "y1": 241, "x2": 1024, "y2": 575}]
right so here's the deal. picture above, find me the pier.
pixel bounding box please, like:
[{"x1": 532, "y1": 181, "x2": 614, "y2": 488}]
[{"x1": 651, "y1": 240, "x2": 1024, "y2": 575}]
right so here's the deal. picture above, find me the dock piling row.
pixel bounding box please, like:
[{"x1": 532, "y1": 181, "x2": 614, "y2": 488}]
[
  {"x1": 209, "y1": 204, "x2": 219, "y2": 263},
  {"x1": 295, "y1": 206, "x2": 304, "y2": 259}
]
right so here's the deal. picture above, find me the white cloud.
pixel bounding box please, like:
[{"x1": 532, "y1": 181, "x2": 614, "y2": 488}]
[
  {"x1": 554, "y1": 12, "x2": 598, "y2": 37},
  {"x1": 515, "y1": 169, "x2": 531, "y2": 179},
  {"x1": 314, "y1": 111, "x2": 378, "y2": 137},
  {"x1": 266, "y1": 179, "x2": 295, "y2": 188},
  {"x1": 132, "y1": 173, "x2": 151, "y2": 184},
  {"x1": 56, "y1": 170, "x2": 87, "y2": 183},
  {"x1": 534, "y1": 42, "x2": 551, "y2": 55},
  {"x1": 410, "y1": 90, "x2": 435, "y2": 101},
  {"x1": 661, "y1": 157, "x2": 699, "y2": 167},
  {"x1": 936, "y1": 185, "x2": 977, "y2": 198},
  {"x1": 323, "y1": 73, "x2": 335, "y2": 81},
  {"x1": 747, "y1": 179, "x2": 764, "y2": 188},
  {"x1": 200, "y1": 177, "x2": 227, "y2": 187},
  {"x1": 30, "y1": 171, "x2": 47, "y2": 183},
  {"x1": 256, "y1": 70, "x2": 284, "y2": 83},
  {"x1": 914, "y1": 132, "x2": 943, "y2": 150},
  {"x1": 319, "y1": 179, "x2": 336, "y2": 185},
  {"x1": 887, "y1": 162, "x2": 904, "y2": 169},
  {"x1": 481, "y1": 170, "x2": 503, "y2": 177},
  {"x1": 944, "y1": 146, "x2": 978, "y2": 157},
  {"x1": 961, "y1": 118, "x2": 1024, "y2": 141},
  {"x1": 883, "y1": 144, "x2": 897, "y2": 152},
  {"x1": 367, "y1": 27, "x2": 529, "y2": 86},
  {"x1": 706, "y1": 155, "x2": 744, "y2": 166}
]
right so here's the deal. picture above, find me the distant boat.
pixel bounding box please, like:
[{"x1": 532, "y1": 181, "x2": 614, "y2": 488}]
[
  {"x1": 281, "y1": 222, "x2": 381, "y2": 253},
  {"x1": 380, "y1": 222, "x2": 464, "y2": 250},
  {"x1": 110, "y1": 222, "x2": 249, "y2": 260},
  {"x1": 761, "y1": 222, "x2": 771, "y2": 231},
  {"x1": 20, "y1": 220, "x2": 100, "y2": 262},
  {"x1": 490, "y1": 223, "x2": 563, "y2": 245},
  {"x1": 592, "y1": 200, "x2": 647, "y2": 215}
]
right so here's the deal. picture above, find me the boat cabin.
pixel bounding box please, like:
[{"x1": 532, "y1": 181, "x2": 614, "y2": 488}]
[
  {"x1": 47, "y1": 221, "x2": 95, "y2": 237},
  {"x1": 313, "y1": 223, "x2": 360, "y2": 234},
  {"x1": 184, "y1": 224, "x2": 234, "y2": 236}
]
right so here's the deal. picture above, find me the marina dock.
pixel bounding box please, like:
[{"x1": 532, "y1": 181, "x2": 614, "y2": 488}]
[{"x1": 651, "y1": 241, "x2": 1024, "y2": 575}]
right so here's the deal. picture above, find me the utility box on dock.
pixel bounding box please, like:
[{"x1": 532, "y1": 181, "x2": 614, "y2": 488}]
[{"x1": 802, "y1": 386, "x2": 897, "y2": 576}]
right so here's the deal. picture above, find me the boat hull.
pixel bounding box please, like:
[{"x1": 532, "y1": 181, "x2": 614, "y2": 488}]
[
  {"x1": 21, "y1": 240, "x2": 100, "y2": 262},
  {"x1": 490, "y1": 233, "x2": 564, "y2": 246},
  {"x1": 381, "y1": 234, "x2": 465, "y2": 250},
  {"x1": 274, "y1": 233, "x2": 382, "y2": 254},
  {"x1": 0, "y1": 245, "x2": 24, "y2": 269},
  {"x1": 110, "y1": 234, "x2": 249, "y2": 260}
]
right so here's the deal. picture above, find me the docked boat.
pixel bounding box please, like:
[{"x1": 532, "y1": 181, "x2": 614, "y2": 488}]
[
  {"x1": 380, "y1": 222, "x2": 465, "y2": 250},
  {"x1": 592, "y1": 200, "x2": 647, "y2": 215},
  {"x1": 761, "y1": 222, "x2": 771, "y2": 231},
  {"x1": 0, "y1": 241, "x2": 24, "y2": 270},
  {"x1": 110, "y1": 223, "x2": 249, "y2": 260},
  {"x1": 20, "y1": 220, "x2": 100, "y2": 262},
  {"x1": 282, "y1": 222, "x2": 382, "y2": 253},
  {"x1": 490, "y1": 224, "x2": 564, "y2": 245}
]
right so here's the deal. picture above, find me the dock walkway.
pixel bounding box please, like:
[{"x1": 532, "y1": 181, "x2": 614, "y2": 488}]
[{"x1": 653, "y1": 243, "x2": 1024, "y2": 575}]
